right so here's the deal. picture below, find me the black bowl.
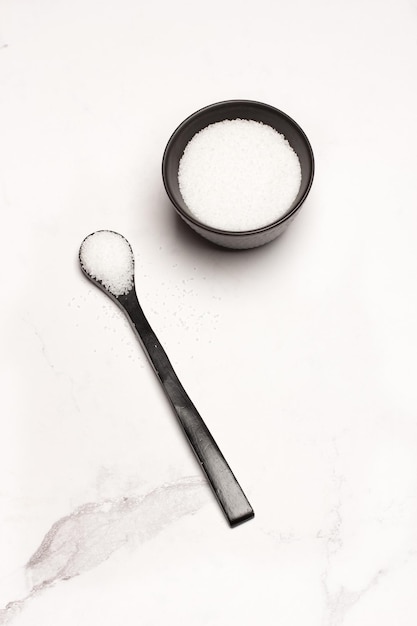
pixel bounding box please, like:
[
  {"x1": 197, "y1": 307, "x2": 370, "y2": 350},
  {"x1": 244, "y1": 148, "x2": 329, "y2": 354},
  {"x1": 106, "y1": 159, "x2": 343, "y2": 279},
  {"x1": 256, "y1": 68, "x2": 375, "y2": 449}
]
[{"x1": 162, "y1": 100, "x2": 314, "y2": 249}]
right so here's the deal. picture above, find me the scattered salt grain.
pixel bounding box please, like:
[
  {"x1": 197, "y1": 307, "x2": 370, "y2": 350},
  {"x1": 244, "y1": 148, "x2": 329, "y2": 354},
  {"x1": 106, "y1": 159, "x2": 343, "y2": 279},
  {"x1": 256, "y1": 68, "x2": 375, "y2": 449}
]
[
  {"x1": 80, "y1": 230, "x2": 134, "y2": 297},
  {"x1": 178, "y1": 119, "x2": 302, "y2": 232}
]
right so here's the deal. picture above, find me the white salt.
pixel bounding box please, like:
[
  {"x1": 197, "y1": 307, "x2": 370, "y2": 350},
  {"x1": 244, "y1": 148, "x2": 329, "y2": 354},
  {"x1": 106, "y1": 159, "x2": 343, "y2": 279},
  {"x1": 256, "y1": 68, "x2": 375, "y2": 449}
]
[
  {"x1": 178, "y1": 119, "x2": 302, "y2": 232},
  {"x1": 80, "y1": 230, "x2": 134, "y2": 296}
]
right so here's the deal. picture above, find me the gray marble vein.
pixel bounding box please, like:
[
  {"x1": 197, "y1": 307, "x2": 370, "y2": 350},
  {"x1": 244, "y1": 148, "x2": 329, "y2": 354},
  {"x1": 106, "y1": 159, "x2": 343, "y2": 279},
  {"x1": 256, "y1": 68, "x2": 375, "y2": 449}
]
[
  {"x1": 0, "y1": 476, "x2": 208, "y2": 625},
  {"x1": 323, "y1": 569, "x2": 386, "y2": 626},
  {"x1": 319, "y1": 441, "x2": 387, "y2": 626}
]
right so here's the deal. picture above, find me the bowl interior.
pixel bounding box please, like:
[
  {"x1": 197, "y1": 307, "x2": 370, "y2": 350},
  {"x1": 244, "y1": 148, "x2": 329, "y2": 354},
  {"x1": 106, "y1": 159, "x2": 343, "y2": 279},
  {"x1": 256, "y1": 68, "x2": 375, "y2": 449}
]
[{"x1": 162, "y1": 100, "x2": 314, "y2": 233}]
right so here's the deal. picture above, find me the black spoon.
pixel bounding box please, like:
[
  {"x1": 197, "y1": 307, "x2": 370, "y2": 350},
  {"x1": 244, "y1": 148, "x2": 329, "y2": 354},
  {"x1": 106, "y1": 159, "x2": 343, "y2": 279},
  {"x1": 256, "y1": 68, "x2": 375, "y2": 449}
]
[{"x1": 79, "y1": 230, "x2": 254, "y2": 527}]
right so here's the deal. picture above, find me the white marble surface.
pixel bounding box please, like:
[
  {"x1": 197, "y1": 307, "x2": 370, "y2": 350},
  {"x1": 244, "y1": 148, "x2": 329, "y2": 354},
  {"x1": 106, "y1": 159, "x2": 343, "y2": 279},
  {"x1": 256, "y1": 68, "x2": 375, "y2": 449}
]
[{"x1": 1, "y1": 0, "x2": 417, "y2": 624}]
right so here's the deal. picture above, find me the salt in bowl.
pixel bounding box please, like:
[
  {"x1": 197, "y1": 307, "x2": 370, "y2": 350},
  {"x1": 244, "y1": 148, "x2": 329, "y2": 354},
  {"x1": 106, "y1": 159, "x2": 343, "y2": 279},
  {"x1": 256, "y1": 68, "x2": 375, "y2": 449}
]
[{"x1": 162, "y1": 99, "x2": 315, "y2": 249}]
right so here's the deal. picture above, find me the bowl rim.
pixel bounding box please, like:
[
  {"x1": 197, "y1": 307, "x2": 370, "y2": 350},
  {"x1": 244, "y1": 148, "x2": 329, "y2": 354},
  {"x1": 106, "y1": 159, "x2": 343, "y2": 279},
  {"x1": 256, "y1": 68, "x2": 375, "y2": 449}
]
[{"x1": 162, "y1": 99, "x2": 315, "y2": 237}]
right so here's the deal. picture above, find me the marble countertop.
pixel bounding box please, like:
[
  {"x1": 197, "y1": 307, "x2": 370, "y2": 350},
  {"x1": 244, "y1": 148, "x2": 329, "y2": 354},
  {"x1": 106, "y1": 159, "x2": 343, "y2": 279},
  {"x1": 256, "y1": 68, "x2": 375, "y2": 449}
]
[{"x1": 1, "y1": 0, "x2": 417, "y2": 624}]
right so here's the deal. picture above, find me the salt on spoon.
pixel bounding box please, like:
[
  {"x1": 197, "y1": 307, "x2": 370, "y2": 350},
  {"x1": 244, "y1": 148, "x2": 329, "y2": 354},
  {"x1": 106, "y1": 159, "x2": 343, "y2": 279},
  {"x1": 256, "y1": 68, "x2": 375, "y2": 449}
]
[{"x1": 79, "y1": 230, "x2": 254, "y2": 527}]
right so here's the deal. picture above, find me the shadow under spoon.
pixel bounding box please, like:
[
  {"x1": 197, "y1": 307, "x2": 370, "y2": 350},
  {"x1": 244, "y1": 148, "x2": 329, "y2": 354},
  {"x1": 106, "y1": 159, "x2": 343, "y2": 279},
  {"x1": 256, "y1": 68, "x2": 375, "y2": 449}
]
[{"x1": 79, "y1": 230, "x2": 254, "y2": 527}]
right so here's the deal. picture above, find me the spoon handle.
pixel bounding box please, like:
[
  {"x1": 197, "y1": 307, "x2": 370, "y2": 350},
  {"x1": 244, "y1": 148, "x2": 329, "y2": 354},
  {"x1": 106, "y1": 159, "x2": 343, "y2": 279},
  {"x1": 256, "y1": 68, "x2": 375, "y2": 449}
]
[{"x1": 119, "y1": 290, "x2": 254, "y2": 527}]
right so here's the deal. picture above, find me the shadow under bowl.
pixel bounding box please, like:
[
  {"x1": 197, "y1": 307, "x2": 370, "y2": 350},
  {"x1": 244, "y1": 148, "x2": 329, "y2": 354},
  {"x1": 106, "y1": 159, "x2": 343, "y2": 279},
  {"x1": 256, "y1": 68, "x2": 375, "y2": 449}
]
[{"x1": 162, "y1": 100, "x2": 315, "y2": 249}]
